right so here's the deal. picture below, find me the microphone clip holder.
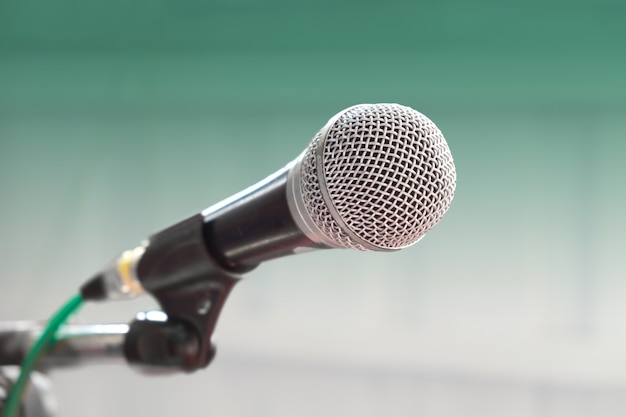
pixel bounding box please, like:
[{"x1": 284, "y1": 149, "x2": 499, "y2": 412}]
[{"x1": 126, "y1": 214, "x2": 240, "y2": 372}]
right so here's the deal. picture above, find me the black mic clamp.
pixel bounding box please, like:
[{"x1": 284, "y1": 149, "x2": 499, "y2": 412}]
[{"x1": 82, "y1": 214, "x2": 240, "y2": 372}]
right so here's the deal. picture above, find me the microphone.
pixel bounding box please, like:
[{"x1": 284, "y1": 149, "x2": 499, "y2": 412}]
[
  {"x1": 78, "y1": 103, "x2": 456, "y2": 371},
  {"x1": 82, "y1": 103, "x2": 456, "y2": 301}
]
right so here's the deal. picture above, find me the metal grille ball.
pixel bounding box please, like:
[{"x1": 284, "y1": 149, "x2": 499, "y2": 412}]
[{"x1": 300, "y1": 103, "x2": 456, "y2": 250}]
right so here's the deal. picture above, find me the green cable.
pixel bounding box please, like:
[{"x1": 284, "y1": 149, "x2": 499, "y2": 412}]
[{"x1": 2, "y1": 294, "x2": 84, "y2": 417}]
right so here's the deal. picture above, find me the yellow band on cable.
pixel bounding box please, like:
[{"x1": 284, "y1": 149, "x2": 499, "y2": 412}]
[{"x1": 117, "y1": 250, "x2": 143, "y2": 295}]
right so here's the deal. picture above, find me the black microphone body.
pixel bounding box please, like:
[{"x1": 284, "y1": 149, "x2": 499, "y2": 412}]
[{"x1": 202, "y1": 167, "x2": 320, "y2": 273}]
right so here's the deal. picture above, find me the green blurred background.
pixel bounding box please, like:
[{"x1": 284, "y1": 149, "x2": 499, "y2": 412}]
[{"x1": 1, "y1": 0, "x2": 626, "y2": 416}]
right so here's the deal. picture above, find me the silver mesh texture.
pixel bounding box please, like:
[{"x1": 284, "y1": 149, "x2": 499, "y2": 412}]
[{"x1": 299, "y1": 103, "x2": 456, "y2": 250}]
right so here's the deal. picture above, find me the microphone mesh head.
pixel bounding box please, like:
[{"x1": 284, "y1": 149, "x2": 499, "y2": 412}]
[{"x1": 300, "y1": 103, "x2": 456, "y2": 250}]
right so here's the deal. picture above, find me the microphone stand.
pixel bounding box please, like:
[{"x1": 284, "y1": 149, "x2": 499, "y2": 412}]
[
  {"x1": 0, "y1": 322, "x2": 128, "y2": 371},
  {"x1": 0, "y1": 308, "x2": 214, "y2": 417},
  {"x1": 0, "y1": 320, "x2": 127, "y2": 417},
  {"x1": 1, "y1": 216, "x2": 244, "y2": 416}
]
